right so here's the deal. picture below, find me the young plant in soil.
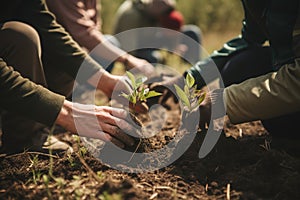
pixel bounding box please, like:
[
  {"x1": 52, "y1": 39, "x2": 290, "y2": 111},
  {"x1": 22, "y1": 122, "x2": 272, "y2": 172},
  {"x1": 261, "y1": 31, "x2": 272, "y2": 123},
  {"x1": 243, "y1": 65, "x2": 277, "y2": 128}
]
[
  {"x1": 120, "y1": 71, "x2": 162, "y2": 154},
  {"x1": 121, "y1": 71, "x2": 162, "y2": 115},
  {"x1": 121, "y1": 71, "x2": 162, "y2": 128},
  {"x1": 174, "y1": 73, "x2": 206, "y2": 131}
]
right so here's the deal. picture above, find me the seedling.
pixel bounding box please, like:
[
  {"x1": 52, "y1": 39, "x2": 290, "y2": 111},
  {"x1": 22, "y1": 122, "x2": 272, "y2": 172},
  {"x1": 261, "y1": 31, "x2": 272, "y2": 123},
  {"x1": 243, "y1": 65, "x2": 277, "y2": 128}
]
[
  {"x1": 28, "y1": 155, "x2": 41, "y2": 184},
  {"x1": 120, "y1": 71, "x2": 162, "y2": 111},
  {"x1": 174, "y1": 73, "x2": 206, "y2": 112},
  {"x1": 120, "y1": 72, "x2": 162, "y2": 159},
  {"x1": 43, "y1": 174, "x2": 52, "y2": 198}
]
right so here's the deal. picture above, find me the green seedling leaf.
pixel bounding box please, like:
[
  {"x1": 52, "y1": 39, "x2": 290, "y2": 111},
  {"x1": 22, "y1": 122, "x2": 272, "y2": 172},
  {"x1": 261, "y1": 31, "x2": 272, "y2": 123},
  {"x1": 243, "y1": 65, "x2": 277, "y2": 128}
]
[
  {"x1": 123, "y1": 71, "x2": 162, "y2": 107},
  {"x1": 184, "y1": 85, "x2": 190, "y2": 97},
  {"x1": 186, "y1": 73, "x2": 195, "y2": 88},
  {"x1": 197, "y1": 93, "x2": 206, "y2": 105},
  {"x1": 131, "y1": 94, "x2": 137, "y2": 104},
  {"x1": 43, "y1": 174, "x2": 49, "y2": 184},
  {"x1": 126, "y1": 71, "x2": 136, "y2": 89},
  {"x1": 145, "y1": 90, "x2": 162, "y2": 99},
  {"x1": 143, "y1": 88, "x2": 149, "y2": 95},
  {"x1": 136, "y1": 76, "x2": 148, "y2": 88},
  {"x1": 138, "y1": 87, "x2": 145, "y2": 101},
  {"x1": 120, "y1": 92, "x2": 130, "y2": 100},
  {"x1": 174, "y1": 84, "x2": 191, "y2": 109},
  {"x1": 139, "y1": 87, "x2": 148, "y2": 101},
  {"x1": 175, "y1": 73, "x2": 206, "y2": 111},
  {"x1": 120, "y1": 92, "x2": 136, "y2": 104}
]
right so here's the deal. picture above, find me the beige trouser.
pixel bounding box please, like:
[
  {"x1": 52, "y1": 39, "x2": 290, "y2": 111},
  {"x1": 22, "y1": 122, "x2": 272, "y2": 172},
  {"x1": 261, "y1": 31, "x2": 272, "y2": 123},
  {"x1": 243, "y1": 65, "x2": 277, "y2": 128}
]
[{"x1": 0, "y1": 21, "x2": 74, "y2": 152}]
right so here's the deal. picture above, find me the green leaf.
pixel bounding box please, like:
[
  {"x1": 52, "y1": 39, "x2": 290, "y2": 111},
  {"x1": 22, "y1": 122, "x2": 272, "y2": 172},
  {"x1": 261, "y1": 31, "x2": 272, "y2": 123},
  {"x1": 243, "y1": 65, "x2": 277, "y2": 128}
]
[
  {"x1": 120, "y1": 92, "x2": 130, "y2": 100},
  {"x1": 143, "y1": 88, "x2": 149, "y2": 95},
  {"x1": 197, "y1": 93, "x2": 206, "y2": 106},
  {"x1": 136, "y1": 76, "x2": 147, "y2": 88},
  {"x1": 120, "y1": 92, "x2": 137, "y2": 104},
  {"x1": 186, "y1": 73, "x2": 195, "y2": 88},
  {"x1": 174, "y1": 84, "x2": 191, "y2": 109},
  {"x1": 145, "y1": 90, "x2": 162, "y2": 99},
  {"x1": 184, "y1": 85, "x2": 190, "y2": 97},
  {"x1": 138, "y1": 87, "x2": 145, "y2": 101},
  {"x1": 130, "y1": 95, "x2": 137, "y2": 104},
  {"x1": 126, "y1": 71, "x2": 136, "y2": 88},
  {"x1": 43, "y1": 174, "x2": 49, "y2": 184}
]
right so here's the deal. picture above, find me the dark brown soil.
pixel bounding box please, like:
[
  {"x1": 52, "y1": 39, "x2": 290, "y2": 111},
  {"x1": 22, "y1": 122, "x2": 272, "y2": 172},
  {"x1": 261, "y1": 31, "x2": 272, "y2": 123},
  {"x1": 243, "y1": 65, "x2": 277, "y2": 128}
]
[{"x1": 1, "y1": 90, "x2": 299, "y2": 199}]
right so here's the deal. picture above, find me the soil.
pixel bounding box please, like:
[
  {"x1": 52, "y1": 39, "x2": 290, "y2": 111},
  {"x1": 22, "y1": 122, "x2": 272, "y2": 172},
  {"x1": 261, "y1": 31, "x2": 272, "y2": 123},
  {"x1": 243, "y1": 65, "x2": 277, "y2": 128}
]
[{"x1": 0, "y1": 88, "x2": 300, "y2": 199}]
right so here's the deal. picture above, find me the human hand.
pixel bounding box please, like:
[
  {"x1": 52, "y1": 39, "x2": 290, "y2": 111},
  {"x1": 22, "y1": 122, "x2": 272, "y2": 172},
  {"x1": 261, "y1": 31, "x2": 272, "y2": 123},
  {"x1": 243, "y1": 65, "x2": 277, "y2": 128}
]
[
  {"x1": 173, "y1": 44, "x2": 188, "y2": 57},
  {"x1": 111, "y1": 98, "x2": 150, "y2": 114},
  {"x1": 124, "y1": 54, "x2": 155, "y2": 77},
  {"x1": 198, "y1": 90, "x2": 211, "y2": 130},
  {"x1": 199, "y1": 89, "x2": 226, "y2": 130},
  {"x1": 55, "y1": 100, "x2": 137, "y2": 148},
  {"x1": 149, "y1": 74, "x2": 185, "y2": 106}
]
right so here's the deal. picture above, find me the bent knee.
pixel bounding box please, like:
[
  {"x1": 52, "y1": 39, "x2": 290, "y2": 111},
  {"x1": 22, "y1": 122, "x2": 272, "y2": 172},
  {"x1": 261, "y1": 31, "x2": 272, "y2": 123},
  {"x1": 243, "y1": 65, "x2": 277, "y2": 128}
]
[{"x1": 0, "y1": 21, "x2": 41, "y2": 51}]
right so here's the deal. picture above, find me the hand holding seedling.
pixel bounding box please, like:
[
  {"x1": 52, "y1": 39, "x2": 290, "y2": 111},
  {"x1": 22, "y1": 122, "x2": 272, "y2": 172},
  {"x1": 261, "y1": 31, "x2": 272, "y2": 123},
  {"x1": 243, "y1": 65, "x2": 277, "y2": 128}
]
[
  {"x1": 55, "y1": 100, "x2": 136, "y2": 149},
  {"x1": 149, "y1": 74, "x2": 185, "y2": 105},
  {"x1": 198, "y1": 88, "x2": 225, "y2": 129}
]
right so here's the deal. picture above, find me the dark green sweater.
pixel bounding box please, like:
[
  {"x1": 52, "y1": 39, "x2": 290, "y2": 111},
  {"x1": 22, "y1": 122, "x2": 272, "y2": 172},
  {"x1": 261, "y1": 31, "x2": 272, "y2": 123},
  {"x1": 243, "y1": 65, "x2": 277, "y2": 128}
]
[{"x1": 0, "y1": 0, "x2": 101, "y2": 126}]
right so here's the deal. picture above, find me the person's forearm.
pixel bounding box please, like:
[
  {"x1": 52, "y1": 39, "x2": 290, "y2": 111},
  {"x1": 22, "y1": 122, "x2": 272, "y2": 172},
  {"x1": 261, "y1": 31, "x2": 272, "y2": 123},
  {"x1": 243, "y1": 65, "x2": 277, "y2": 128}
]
[
  {"x1": 0, "y1": 59, "x2": 65, "y2": 126},
  {"x1": 55, "y1": 100, "x2": 75, "y2": 133},
  {"x1": 224, "y1": 59, "x2": 300, "y2": 124},
  {"x1": 89, "y1": 34, "x2": 132, "y2": 65},
  {"x1": 87, "y1": 68, "x2": 120, "y2": 97}
]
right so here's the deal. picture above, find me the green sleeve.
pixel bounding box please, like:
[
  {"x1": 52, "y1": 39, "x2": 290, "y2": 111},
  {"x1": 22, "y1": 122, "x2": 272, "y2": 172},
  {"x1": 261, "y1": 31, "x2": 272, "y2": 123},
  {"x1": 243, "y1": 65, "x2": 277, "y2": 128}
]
[
  {"x1": 0, "y1": 59, "x2": 65, "y2": 126},
  {"x1": 185, "y1": 37, "x2": 250, "y2": 88}
]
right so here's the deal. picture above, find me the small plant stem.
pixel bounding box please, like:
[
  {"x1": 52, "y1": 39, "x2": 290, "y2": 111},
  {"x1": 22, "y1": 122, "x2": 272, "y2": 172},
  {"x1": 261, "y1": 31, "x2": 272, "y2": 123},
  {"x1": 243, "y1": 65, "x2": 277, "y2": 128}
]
[
  {"x1": 75, "y1": 152, "x2": 102, "y2": 182},
  {"x1": 32, "y1": 169, "x2": 37, "y2": 184},
  {"x1": 48, "y1": 126, "x2": 55, "y2": 178},
  {"x1": 4, "y1": 151, "x2": 58, "y2": 159},
  {"x1": 127, "y1": 139, "x2": 142, "y2": 163}
]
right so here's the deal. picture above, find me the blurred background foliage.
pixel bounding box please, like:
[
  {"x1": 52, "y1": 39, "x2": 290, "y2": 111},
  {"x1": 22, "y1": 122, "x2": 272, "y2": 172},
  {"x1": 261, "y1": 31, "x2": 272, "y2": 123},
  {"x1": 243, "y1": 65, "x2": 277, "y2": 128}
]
[{"x1": 100, "y1": 0, "x2": 244, "y2": 53}]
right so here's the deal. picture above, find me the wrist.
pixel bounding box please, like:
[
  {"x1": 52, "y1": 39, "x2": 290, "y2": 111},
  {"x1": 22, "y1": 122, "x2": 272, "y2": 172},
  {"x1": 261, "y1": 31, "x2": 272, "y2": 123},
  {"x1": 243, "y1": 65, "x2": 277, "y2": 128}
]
[
  {"x1": 210, "y1": 88, "x2": 226, "y2": 119},
  {"x1": 99, "y1": 73, "x2": 118, "y2": 97},
  {"x1": 55, "y1": 100, "x2": 73, "y2": 128},
  {"x1": 119, "y1": 53, "x2": 130, "y2": 67}
]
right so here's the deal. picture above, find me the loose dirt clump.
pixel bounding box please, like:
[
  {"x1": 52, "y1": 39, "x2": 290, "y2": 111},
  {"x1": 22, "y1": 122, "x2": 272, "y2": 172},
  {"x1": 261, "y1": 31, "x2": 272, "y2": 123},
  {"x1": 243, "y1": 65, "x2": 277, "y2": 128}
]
[{"x1": 1, "y1": 83, "x2": 300, "y2": 199}]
